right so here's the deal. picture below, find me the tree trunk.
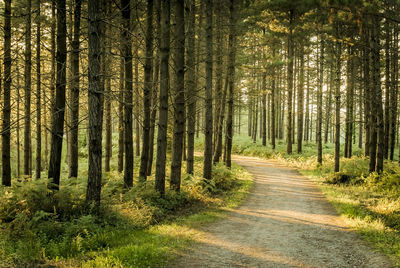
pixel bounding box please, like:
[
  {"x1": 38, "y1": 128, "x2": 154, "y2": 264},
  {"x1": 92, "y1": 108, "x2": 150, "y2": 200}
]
[
  {"x1": 2, "y1": 0, "x2": 11, "y2": 186},
  {"x1": 225, "y1": 0, "x2": 237, "y2": 168},
  {"x1": 203, "y1": 0, "x2": 213, "y2": 179},
  {"x1": 390, "y1": 21, "x2": 398, "y2": 160},
  {"x1": 262, "y1": 72, "x2": 267, "y2": 146},
  {"x1": 305, "y1": 54, "x2": 310, "y2": 142},
  {"x1": 334, "y1": 25, "x2": 342, "y2": 173},
  {"x1": 271, "y1": 45, "x2": 276, "y2": 149},
  {"x1": 139, "y1": 0, "x2": 154, "y2": 181},
  {"x1": 86, "y1": 0, "x2": 104, "y2": 207},
  {"x1": 170, "y1": 0, "x2": 185, "y2": 191},
  {"x1": 48, "y1": 0, "x2": 67, "y2": 187},
  {"x1": 384, "y1": 19, "x2": 390, "y2": 159},
  {"x1": 155, "y1": 0, "x2": 170, "y2": 195},
  {"x1": 147, "y1": 0, "x2": 161, "y2": 176},
  {"x1": 286, "y1": 10, "x2": 294, "y2": 154},
  {"x1": 186, "y1": 0, "x2": 196, "y2": 173},
  {"x1": 364, "y1": 24, "x2": 371, "y2": 157},
  {"x1": 135, "y1": 50, "x2": 140, "y2": 158},
  {"x1": 317, "y1": 36, "x2": 324, "y2": 164},
  {"x1": 122, "y1": 0, "x2": 134, "y2": 188},
  {"x1": 69, "y1": 0, "x2": 81, "y2": 178},
  {"x1": 213, "y1": 0, "x2": 223, "y2": 151},
  {"x1": 345, "y1": 46, "x2": 354, "y2": 158},
  {"x1": 373, "y1": 15, "x2": 384, "y2": 173},
  {"x1": 24, "y1": 0, "x2": 32, "y2": 176},
  {"x1": 17, "y1": 66, "x2": 21, "y2": 178},
  {"x1": 214, "y1": 73, "x2": 228, "y2": 163},
  {"x1": 104, "y1": 62, "x2": 112, "y2": 172},
  {"x1": 35, "y1": 0, "x2": 42, "y2": 179},
  {"x1": 118, "y1": 57, "x2": 124, "y2": 172},
  {"x1": 297, "y1": 44, "x2": 304, "y2": 153}
]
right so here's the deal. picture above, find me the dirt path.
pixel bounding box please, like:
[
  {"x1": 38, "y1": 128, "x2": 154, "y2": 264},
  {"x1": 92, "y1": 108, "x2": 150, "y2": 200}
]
[{"x1": 170, "y1": 155, "x2": 393, "y2": 268}]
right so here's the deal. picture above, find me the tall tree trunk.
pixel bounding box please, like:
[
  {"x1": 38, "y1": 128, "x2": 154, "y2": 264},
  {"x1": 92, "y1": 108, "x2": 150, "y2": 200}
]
[
  {"x1": 358, "y1": 65, "x2": 363, "y2": 149},
  {"x1": 225, "y1": 0, "x2": 237, "y2": 168},
  {"x1": 203, "y1": 0, "x2": 213, "y2": 179},
  {"x1": 297, "y1": 44, "x2": 304, "y2": 153},
  {"x1": 271, "y1": 45, "x2": 276, "y2": 149},
  {"x1": 139, "y1": 0, "x2": 154, "y2": 181},
  {"x1": 213, "y1": 0, "x2": 223, "y2": 151},
  {"x1": 317, "y1": 36, "x2": 324, "y2": 164},
  {"x1": 214, "y1": 73, "x2": 228, "y2": 163},
  {"x1": 286, "y1": 10, "x2": 294, "y2": 154},
  {"x1": 364, "y1": 27, "x2": 371, "y2": 157},
  {"x1": 104, "y1": 20, "x2": 112, "y2": 172},
  {"x1": 155, "y1": 0, "x2": 170, "y2": 195},
  {"x1": 373, "y1": 15, "x2": 384, "y2": 173},
  {"x1": 48, "y1": 0, "x2": 67, "y2": 187},
  {"x1": 334, "y1": 24, "x2": 342, "y2": 173},
  {"x1": 384, "y1": 19, "x2": 390, "y2": 159},
  {"x1": 24, "y1": 0, "x2": 32, "y2": 176},
  {"x1": 86, "y1": 0, "x2": 104, "y2": 207},
  {"x1": 325, "y1": 61, "x2": 333, "y2": 144},
  {"x1": 122, "y1": 0, "x2": 134, "y2": 188},
  {"x1": 135, "y1": 50, "x2": 140, "y2": 157},
  {"x1": 390, "y1": 21, "x2": 398, "y2": 160},
  {"x1": 2, "y1": 0, "x2": 11, "y2": 186},
  {"x1": 69, "y1": 0, "x2": 81, "y2": 178},
  {"x1": 118, "y1": 57, "x2": 124, "y2": 172},
  {"x1": 170, "y1": 0, "x2": 185, "y2": 191},
  {"x1": 186, "y1": 0, "x2": 196, "y2": 173},
  {"x1": 305, "y1": 54, "x2": 310, "y2": 142},
  {"x1": 147, "y1": 0, "x2": 161, "y2": 176},
  {"x1": 262, "y1": 72, "x2": 267, "y2": 146},
  {"x1": 345, "y1": 46, "x2": 354, "y2": 158},
  {"x1": 35, "y1": 0, "x2": 42, "y2": 179},
  {"x1": 17, "y1": 66, "x2": 21, "y2": 178}
]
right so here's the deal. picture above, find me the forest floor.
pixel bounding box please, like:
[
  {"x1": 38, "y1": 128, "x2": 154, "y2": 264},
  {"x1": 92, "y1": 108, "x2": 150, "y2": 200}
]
[{"x1": 170, "y1": 155, "x2": 393, "y2": 268}]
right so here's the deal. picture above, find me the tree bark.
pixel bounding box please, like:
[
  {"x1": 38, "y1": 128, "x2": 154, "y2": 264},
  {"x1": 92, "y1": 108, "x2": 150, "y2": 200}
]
[
  {"x1": 139, "y1": 0, "x2": 154, "y2": 181},
  {"x1": 203, "y1": 0, "x2": 213, "y2": 179},
  {"x1": 384, "y1": 19, "x2": 390, "y2": 159},
  {"x1": 334, "y1": 24, "x2": 341, "y2": 173},
  {"x1": 286, "y1": 10, "x2": 294, "y2": 154},
  {"x1": 155, "y1": 0, "x2": 170, "y2": 195},
  {"x1": 147, "y1": 0, "x2": 161, "y2": 176},
  {"x1": 364, "y1": 26, "x2": 371, "y2": 157},
  {"x1": 122, "y1": 0, "x2": 134, "y2": 188},
  {"x1": 35, "y1": 0, "x2": 42, "y2": 179},
  {"x1": 317, "y1": 36, "x2": 324, "y2": 164},
  {"x1": 86, "y1": 0, "x2": 104, "y2": 207},
  {"x1": 48, "y1": 0, "x2": 67, "y2": 187},
  {"x1": 170, "y1": 0, "x2": 185, "y2": 191},
  {"x1": 390, "y1": 21, "x2": 398, "y2": 160},
  {"x1": 2, "y1": 0, "x2": 11, "y2": 186},
  {"x1": 297, "y1": 44, "x2": 305, "y2": 153},
  {"x1": 186, "y1": 0, "x2": 196, "y2": 173},
  {"x1": 69, "y1": 0, "x2": 81, "y2": 178},
  {"x1": 24, "y1": 0, "x2": 32, "y2": 176},
  {"x1": 118, "y1": 57, "x2": 124, "y2": 172},
  {"x1": 373, "y1": 15, "x2": 384, "y2": 173},
  {"x1": 225, "y1": 0, "x2": 237, "y2": 168}
]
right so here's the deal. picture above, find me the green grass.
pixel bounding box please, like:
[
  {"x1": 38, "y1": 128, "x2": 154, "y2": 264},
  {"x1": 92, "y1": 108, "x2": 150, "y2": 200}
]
[
  {"x1": 0, "y1": 132, "x2": 254, "y2": 267},
  {"x1": 215, "y1": 133, "x2": 400, "y2": 266}
]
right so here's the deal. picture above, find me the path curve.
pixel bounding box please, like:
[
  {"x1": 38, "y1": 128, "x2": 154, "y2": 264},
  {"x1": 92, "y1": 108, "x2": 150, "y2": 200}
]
[{"x1": 171, "y1": 155, "x2": 393, "y2": 268}]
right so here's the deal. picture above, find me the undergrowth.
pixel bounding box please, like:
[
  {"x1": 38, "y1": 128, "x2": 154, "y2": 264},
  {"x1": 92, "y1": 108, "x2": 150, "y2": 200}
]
[{"x1": 0, "y1": 156, "x2": 253, "y2": 267}]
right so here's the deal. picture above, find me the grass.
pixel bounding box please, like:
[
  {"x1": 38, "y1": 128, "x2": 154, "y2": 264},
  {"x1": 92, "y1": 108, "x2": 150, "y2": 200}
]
[
  {"x1": 210, "y1": 133, "x2": 400, "y2": 266},
  {"x1": 0, "y1": 132, "x2": 254, "y2": 267}
]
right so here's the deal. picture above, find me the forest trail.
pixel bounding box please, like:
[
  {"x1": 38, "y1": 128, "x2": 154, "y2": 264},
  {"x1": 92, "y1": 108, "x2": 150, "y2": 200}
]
[{"x1": 170, "y1": 155, "x2": 393, "y2": 268}]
